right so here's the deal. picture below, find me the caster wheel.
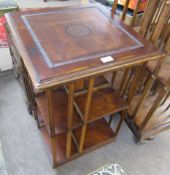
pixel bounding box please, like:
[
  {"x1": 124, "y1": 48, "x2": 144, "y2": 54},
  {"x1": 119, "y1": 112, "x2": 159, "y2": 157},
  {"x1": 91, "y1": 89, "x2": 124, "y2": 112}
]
[
  {"x1": 137, "y1": 137, "x2": 154, "y2": 145},
  {"x1": 145, "y1": 137, "x2": 154, "y2": 141}
]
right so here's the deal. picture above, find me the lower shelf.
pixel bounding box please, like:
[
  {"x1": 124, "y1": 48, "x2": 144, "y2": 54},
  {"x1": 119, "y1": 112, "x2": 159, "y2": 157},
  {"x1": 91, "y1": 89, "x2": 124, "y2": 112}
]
[
  {"x1": 73, "y1": 118, "x2": 116, "y2": 151},
  {"x1": 40, "y1": 118, "x2": 116, "y2": 166},
  {"x1": 40, "y1": 126, "x2": 77, "y2": 165}
]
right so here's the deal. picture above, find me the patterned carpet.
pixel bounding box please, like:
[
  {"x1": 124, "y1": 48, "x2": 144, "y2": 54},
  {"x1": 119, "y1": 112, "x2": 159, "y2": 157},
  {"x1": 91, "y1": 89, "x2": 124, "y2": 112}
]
[{"x1": 88, "y1": 163, "x2": 127, "y2": 175}]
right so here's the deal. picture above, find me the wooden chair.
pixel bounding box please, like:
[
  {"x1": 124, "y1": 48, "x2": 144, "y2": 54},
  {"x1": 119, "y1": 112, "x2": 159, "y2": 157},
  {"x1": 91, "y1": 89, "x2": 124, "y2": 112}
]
[
  {"x1": 126, "y1": 71, "x2": 170, "y2": 143},
  {"x1": 111, "y1": 0, "x2": 170, "y2": 142},
  {"x1": 142, "y1": 0, "x2": 170, "y2": 81},
  {"x1": 111, "y1": 0, "x2": 145, "y2": 27},
  {"x1": 111, "y1": 0, "x2": 170, "y2": 90}
]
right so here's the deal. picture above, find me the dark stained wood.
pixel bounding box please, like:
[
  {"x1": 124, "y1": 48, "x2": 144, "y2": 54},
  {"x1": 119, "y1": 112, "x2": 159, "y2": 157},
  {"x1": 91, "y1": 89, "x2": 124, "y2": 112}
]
[
  {"x1": 127, "y1": 74, "x2": 170, "y2": 142},
  {"x1": 73, "y1": 118, "x2": 115, "y2": 150},
  {"x1": 129, "y1": 91, "x2": 170, "y2": 135},
  {"x1": 35, "y1": 90, "x2": 82, "y2": 135},
  {"x1": 40, "y1": 126, "x2": 77, "y2": 165},
  {"x1": 147, "y1": 57, "x2": 170, "y2": 86},
  {"x1": 121, "y1": 0, "x2": 131, "y2": 21},
  {"x1": 139, "y1": 0, "x2": 159, "y2": 37},
  {"x1": 5, "y1": 3, "x2": 167, "y2": 166},
  {"x1": 5, "y1": 4, "x2": 163, "y2": 91},
  {"x1": 73, "y1": 76, "x2": 108, "y2": 92},
  {"x1": 111, "y1": 0, "x2": 144, "y2": 26},
  {"x1": 78, "y1": 76, "x2": 95, "y2": 153},
  {"x1": 66, "y1": 82, "x2": 74, "y2": 159},
  {"x1": 75, "y1": 87, "x2": 128, "y2": 123}
]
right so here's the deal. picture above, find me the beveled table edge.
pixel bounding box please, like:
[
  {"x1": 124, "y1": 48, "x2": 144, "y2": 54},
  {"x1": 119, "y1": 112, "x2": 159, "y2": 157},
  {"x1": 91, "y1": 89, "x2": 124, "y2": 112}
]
[{"x1": 5, "y1": 4, "x2": 166, "y2": 92}]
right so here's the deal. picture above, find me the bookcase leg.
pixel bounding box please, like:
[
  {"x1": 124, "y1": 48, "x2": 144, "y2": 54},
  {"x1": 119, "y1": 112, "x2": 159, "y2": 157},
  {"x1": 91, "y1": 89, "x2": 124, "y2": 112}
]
[
  {"x1": 66, "y1": 83, "x2": 74, "y2": 159},
  {"x1": 79, "y1": 77, "x2": 95, "y2": 153},
  {"x1": 115, "y1": 111, "x2": 126, "y2": 136},
  {"x1": 51, "y1": 137, "x2": 57, "y2": 167}
]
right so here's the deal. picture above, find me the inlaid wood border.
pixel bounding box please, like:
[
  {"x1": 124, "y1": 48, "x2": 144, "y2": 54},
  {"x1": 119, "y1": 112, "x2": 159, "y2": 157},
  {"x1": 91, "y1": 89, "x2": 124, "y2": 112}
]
[{"x1": 21, "y1": 6, "x2": 144, "y2": 68}]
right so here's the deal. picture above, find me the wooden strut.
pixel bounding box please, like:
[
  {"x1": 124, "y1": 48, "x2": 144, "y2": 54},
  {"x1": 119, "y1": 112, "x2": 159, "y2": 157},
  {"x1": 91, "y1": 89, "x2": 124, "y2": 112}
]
[
  {"x1": 139, "y1": 87, "x2": 167, "y2": 131},
  {"x1": 130, "y1": 0, "x2": 142, "y2": 26},
  {"x1": 122, "y1": 0, "x2": 131, "y2": 21},
  {"x1": 140, "y1": 0, "x2": 159, "y2": 37},
  {"x1": 46, "y1": 89, "x2": 56, "y2": 166},
  {"x1": 66, "y1": 82, "x2": 74, "y2": 159},
  {"x1": 161, "y1": 91, "x2": 170, "y2": 106},
  {"x1": 119, "y1": 68, "x2": 131, "y2": 97},
  {"x1": 150, "y1": 1, "x2": 170, "y2": 44},
  {"x1": 132, "y1": 74, "x2": 155, "y2": 120},
  {"x1": 126, "y1": 64, "x2": 146, "y2": 105},
  {"x1": 79, "y1": 76, "x2": 95, "y2": 153},
  {"x1": 111, "y1": 71, "x2": 117, "y2": 87},
  {"x1": 111, "y1": 0, "x2": 118, "y2": 17}
]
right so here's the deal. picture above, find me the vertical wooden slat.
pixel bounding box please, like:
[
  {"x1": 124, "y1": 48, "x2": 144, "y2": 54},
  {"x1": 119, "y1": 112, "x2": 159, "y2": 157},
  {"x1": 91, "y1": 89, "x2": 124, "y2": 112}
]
[
  {"x1": 161, "y1": 91, "x2": 170, "y2": 105},
  {"x1": 111, "y1": 71, "x2": 117, "y2": 87},
  {"x1": 139, "y1": 87, "x2": 167, "y2": 131},
  {"x1": 121, "y1": 68, "x2": 134, "y2": 97},
  {"x1": 165, "y1": 101, "x2": 170, "y2": 111},
  {"x1": 130, "y1": 0, "x2": 142, "y2": 26},
  {"x1": 115, "y1": 110, "x2": 126, "y2": 135},
  {"x1": 159, "y1": 19, "x2": 170, "y2": 48},
  {"x1": 126, "y1": 64, "x2": 145, "y2": 105},
  {"x1": 132, "y1": 75, "x2": 155, "y2": 120},
  {"x1": 165, "y1": 36, "x2": 170, "y2": 54},
  {"x1": 119, "y1": 68, "x2": 130, "y2": 96},
  {"x1": 66, "y1": 82, "x2": 74, "y2": 159},
  {"x1": 27, "y1": 74, "x2": 41, "y2": 128},
  {"x1": 51, "y1": 137, "x2": 56, "y2": 168},
  {"x1": 151, "y1": 1, "x2": 170, "y2": 44},
  {"x1": 140, "y1": 0, "x2": 159, "y2": 37},
  {"x1": 79, "y1": 76, "x2": 95, "y2": 153},
  {"x1": 108, "y1": 114, "x2": 113, "y2": 125},
  {"x1": 111, "y1": 0, "x2": 119, "y2": 17},
  {"x1": 46, "y1": 89, "x2": 56, "y2": 165},
  {"x1": 21, "y1": 61, "x2": 34, "y2": 114},
  {"x1": 122, "y1": 0, "x2": 131, "y2": 21},
  {"x1": 153, "y1": 56, "x2": 166, "y2": 76}
]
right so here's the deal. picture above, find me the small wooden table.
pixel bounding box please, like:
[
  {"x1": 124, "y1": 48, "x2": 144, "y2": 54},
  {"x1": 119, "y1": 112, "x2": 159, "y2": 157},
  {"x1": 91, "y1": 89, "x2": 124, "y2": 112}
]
[{"x1": 5, "y1": 4, "x2": 164, "y2": 167}]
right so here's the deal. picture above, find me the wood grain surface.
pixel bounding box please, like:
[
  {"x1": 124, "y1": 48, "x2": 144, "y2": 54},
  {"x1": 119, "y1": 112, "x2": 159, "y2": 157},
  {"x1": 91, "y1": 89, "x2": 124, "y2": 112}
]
[{"x1": 5, "y1": 4, "x2": 164, "y2": 91}]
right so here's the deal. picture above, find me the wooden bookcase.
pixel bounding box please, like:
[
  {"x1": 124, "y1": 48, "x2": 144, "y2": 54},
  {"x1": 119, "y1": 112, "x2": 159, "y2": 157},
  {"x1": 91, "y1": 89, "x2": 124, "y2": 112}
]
[{"x1": 35, "y1": 76, "x2": 128, "y2": 166}]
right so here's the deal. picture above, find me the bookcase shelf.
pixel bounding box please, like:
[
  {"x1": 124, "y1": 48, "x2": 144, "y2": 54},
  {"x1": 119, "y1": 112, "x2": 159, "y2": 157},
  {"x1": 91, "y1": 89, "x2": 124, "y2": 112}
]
[
  {"x1": 75, "y1": 87, "x2": 128, "y2": 123},
  {"x1": 40, "y1": 125, "x2": 78, "y2": 165},
  {"x1": 73, "y1": 118, "x2": 116, "y2": 151},
  {"x1": 35, "y1": 90, "x2": 82, "y2": 135}
]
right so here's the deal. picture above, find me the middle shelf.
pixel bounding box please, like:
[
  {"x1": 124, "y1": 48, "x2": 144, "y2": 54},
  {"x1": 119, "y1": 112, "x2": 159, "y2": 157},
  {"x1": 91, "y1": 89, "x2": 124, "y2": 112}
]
[
  {"x1": 35, "y1": 78, "x2": 128, "y2": 136},
  {"x1": 75, "y1": 87, "x2": 128, "y2": 123}
]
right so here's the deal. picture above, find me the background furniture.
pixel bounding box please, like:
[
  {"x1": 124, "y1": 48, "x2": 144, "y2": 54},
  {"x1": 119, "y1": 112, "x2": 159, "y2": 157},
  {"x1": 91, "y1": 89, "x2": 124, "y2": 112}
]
[{"x1": 111, "y1": 0, "x2": 170, "y2": 143}]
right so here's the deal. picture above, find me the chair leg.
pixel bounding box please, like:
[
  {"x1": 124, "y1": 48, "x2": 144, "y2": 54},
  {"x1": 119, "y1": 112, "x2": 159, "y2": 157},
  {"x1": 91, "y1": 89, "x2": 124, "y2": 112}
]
[{"x1": 108, "y1": 115, "x2": 113, "y2": 125}]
